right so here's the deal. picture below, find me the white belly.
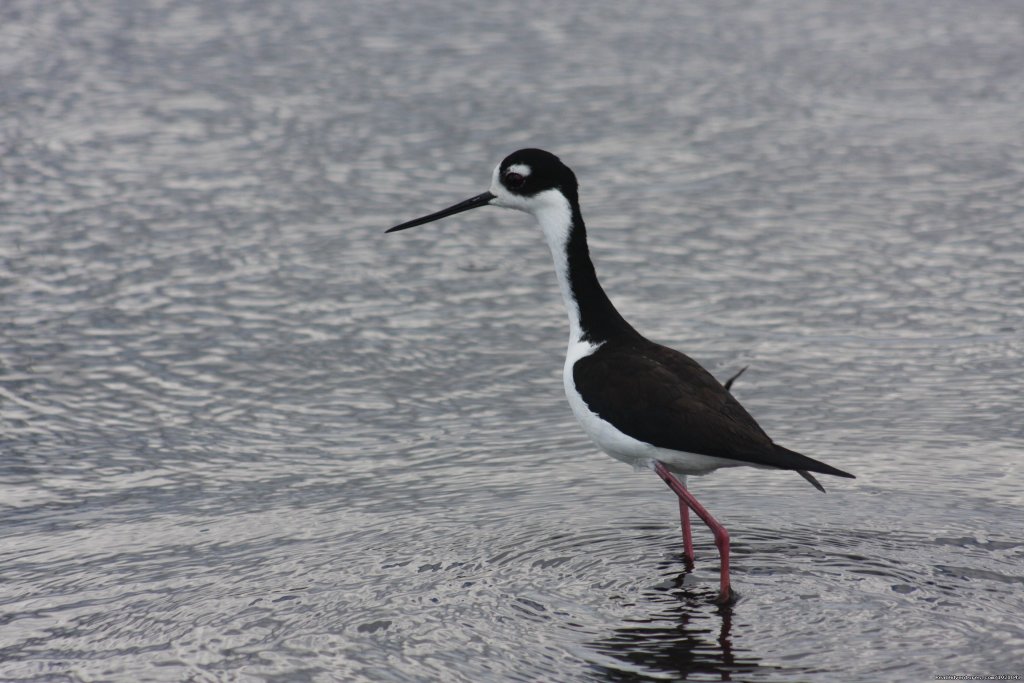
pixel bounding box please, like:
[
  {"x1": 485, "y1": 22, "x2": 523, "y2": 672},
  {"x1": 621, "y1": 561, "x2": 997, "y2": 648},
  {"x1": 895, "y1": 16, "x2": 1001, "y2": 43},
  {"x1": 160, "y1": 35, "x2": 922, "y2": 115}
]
[{"x1": 562, "y1": 339, "x2": 747, "y2": 476}]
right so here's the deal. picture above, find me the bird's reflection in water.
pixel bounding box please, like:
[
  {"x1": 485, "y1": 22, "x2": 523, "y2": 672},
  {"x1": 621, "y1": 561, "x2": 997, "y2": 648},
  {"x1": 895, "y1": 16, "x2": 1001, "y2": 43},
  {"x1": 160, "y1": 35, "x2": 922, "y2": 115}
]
[{"x1": 587, "y1": 559, "x2": 775, "y2": 682}]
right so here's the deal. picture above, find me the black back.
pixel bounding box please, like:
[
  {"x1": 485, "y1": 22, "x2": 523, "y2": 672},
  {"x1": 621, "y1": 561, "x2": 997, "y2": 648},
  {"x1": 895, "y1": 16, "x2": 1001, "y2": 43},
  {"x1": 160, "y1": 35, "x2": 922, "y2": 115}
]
[{"x1": 573, "y1": 337, "x2": 854, "y2": 477}]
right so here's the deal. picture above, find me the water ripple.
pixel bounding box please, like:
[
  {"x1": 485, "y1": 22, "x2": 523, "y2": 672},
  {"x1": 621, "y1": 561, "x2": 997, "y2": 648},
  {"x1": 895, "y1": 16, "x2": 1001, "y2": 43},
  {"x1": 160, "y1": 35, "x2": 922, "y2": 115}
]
[{"x1": 2, "y1": 0, "x2": 1023, "y2": 680}]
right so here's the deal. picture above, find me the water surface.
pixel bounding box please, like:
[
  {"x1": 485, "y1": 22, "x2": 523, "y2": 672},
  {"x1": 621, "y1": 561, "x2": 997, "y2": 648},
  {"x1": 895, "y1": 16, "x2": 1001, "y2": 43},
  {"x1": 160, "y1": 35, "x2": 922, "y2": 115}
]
[{"x1": 1, "y1": 1, "x2": 1022, "y2": 681}]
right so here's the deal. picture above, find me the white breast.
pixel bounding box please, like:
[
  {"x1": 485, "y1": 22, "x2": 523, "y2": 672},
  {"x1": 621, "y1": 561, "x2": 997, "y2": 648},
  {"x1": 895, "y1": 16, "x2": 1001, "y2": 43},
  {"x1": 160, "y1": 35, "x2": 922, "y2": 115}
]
[{"x1": 561, "y1": 337, "x2": 748, "y2": 476}]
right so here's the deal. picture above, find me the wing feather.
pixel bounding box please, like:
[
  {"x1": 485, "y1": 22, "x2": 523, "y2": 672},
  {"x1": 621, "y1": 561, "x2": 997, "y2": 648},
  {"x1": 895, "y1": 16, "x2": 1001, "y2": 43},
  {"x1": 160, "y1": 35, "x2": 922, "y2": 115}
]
[
  {"x1": 573, "y1": 339, "x2": 775, "y2": 462},
  {"x1": 572, "y1": 338, "x2": 854, "y2": 479}
]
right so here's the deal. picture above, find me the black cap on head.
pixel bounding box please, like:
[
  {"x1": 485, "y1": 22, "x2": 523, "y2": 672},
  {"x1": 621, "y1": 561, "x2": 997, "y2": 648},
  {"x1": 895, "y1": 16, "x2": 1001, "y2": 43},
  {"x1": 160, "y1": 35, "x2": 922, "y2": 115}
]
[{"x1": 497, "y1": 149, "x2": 578, "y2": 202}]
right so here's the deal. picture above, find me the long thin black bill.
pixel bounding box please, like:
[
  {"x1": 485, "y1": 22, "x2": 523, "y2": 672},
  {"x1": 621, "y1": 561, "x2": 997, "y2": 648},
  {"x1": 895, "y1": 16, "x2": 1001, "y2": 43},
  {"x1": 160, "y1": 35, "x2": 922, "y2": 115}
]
[{"x1": 386, "y1": 191, "x2": 495, "y2": 233}]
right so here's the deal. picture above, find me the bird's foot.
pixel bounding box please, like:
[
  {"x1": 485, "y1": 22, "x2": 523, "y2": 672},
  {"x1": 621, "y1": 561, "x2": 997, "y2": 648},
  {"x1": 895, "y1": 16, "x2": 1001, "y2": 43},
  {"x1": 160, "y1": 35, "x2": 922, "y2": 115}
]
[{"x1": 714, "y1": 586, "x2": 739, "y2": 606}]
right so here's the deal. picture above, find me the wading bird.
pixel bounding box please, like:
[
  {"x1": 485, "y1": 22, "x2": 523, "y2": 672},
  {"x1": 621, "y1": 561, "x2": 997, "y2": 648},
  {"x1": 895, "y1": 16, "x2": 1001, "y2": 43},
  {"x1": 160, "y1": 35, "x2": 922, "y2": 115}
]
[{"x1": 388, "y1": 149, "x2": 854, "y2": 603}]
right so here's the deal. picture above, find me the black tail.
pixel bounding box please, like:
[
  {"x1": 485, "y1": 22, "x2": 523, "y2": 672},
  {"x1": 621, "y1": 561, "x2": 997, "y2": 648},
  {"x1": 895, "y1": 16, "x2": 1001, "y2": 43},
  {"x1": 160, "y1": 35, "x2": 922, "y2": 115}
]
[
  {"x1": 771, "y1": 443, "x2": 855, "y2": 482},
  {"x1": 797, "y1": 469, "x2": 827, "y2": 493},
  {"x1": 722, "y1": 371, "x2": 854, "y2": 490}
]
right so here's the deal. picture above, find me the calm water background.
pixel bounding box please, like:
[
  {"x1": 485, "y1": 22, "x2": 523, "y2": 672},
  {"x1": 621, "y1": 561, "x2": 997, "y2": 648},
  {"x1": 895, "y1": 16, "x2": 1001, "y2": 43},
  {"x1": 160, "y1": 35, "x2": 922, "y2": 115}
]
[{"x1": 2, "y1": 1, "x2": 1022, "y2": 681}]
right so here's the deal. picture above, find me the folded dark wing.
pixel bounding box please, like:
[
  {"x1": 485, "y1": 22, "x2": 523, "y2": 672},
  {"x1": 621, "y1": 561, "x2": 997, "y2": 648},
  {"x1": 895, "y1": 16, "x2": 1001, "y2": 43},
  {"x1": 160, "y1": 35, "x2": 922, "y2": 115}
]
[{"x1": 572, "y1": 339, "x2": 852, "y2": 477}]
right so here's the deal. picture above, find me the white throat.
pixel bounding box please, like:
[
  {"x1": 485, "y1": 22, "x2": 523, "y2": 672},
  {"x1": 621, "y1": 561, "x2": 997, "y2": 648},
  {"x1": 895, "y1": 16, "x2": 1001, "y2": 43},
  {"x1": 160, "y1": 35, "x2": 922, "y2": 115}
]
[
  {"x1": 487, "y1": 168, "x2": 584, "y2": 344},
  {"x1": 534, "y1": 192, "x2": 584, "y2": 344}
]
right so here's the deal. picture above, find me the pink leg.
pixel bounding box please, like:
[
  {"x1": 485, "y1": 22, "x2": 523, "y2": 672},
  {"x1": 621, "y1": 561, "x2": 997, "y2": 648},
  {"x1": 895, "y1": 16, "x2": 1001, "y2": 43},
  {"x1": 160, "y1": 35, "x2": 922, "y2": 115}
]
[
  {"x1": 654, "y1": 461, "x2": 731, "y2": 603},
  {"x1": 679, "y1": 495, "x2": 695, "y2": 564}
]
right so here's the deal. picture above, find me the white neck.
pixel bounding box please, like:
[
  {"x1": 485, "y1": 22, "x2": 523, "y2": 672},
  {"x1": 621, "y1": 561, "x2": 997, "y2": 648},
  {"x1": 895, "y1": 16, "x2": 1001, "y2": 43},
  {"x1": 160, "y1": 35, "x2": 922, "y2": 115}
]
[
  {"x1": 531, "y1": 191, "x2": 584, "y2": 344},
  {"x1": 487, "y1": 166, "x2": 591, "y2": 346}
]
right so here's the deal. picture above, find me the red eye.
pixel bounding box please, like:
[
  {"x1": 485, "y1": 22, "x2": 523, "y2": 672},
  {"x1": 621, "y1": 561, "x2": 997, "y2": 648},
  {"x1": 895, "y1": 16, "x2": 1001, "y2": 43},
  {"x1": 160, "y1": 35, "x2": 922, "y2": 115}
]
[{"x1": 504, "y1": 172, "x2": 525, "y2": 189}]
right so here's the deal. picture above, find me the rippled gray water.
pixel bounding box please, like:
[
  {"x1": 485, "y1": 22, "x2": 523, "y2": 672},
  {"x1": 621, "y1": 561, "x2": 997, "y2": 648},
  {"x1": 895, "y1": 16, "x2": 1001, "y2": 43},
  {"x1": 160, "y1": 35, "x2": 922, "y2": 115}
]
[{"x1": 2, "y1": 1, "x2": 1023, "y2": 681}]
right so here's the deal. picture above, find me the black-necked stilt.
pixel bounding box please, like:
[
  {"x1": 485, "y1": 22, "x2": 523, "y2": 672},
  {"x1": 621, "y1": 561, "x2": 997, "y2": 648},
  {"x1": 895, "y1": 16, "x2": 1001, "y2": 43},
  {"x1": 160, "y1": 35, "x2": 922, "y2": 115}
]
[{"x1": 387, "y1": 148, "x2": 854, "y2": 603}]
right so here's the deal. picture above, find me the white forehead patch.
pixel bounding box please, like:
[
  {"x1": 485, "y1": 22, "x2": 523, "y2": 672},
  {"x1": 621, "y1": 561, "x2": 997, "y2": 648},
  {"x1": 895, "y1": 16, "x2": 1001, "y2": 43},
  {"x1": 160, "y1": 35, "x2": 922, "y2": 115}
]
[{"x1": 505, "y1": 163, "x2": 531, "y2": 177}]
